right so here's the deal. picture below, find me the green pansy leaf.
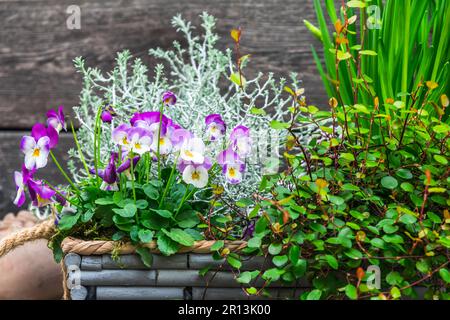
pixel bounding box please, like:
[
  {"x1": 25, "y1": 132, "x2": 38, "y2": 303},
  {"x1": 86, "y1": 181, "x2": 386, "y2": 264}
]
[
  {"x1": 306, "y1": 289, "x2": 322, "y2": 300},
  {"x1": 162, "y1": 228, "x2": 195, "y2": 247},
  {"x1": 138, "y1": 229, "x2": 154, "y2": 243},
  {"x1": 135, "y1": 247, "x2": 153, "y2": 268}
]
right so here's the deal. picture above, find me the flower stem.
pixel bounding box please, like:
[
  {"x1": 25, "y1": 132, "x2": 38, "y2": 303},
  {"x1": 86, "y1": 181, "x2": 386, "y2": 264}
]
[
  {"x1": 93, "y1": 105, "x2": 103, "y2": 186},
  {"x1": 70, "y1": 121, "x2": 91, "y2": 179},
  {"x1": 159, "y1": 153, "x2": 179, "y2": 209},
  {"x1": 49, "y1": 151, "x2": 80, "y2": 194},
  {"x1": 156, "y1": 102, "x2": 164, "y2": 180},
  {"x1": 174, "y1": 187, "x2": 196, "y2": 218},
  {"x1": 129, "y1": 152, "x2": 137, "y2": 203}
]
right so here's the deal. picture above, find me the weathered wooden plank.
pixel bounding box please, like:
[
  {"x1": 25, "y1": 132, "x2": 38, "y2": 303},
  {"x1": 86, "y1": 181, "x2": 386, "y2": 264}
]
[
  {"x1": 189, "y1": 253, "x2": 272, "y2": 271},
  {"x1": 74, "y1": 269, "x2": 157, "y2": 286},
  {"x1": 191, "y1": 287, "x2": 304, "y2": 300},
  {"x1": 0, "y1": 0, "x2": 326, "y2": 129},
  {"x1": 96, "y1": 286, "x2": 185, "y2": 300},
  {"x1": 0, "y1": 132, "x2": 74, "y2": 217},
  {"x1": 100, "y1": 253, "x2": 188, "y2": 270},
  {"x1": 70, "y1": 285, "x2": 88, "y2": 300}
]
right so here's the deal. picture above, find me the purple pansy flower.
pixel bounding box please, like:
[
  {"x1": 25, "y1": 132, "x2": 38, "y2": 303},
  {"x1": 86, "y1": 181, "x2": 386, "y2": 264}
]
[
  {"x1": 127, "y1": 127, "x2": 153, "y2": 155},
  {"x1": 205, "y1": 114, "x2": 226, "y2": 141},
  {"x1": 117, "y1": 155, "x2": 140, "y2": 178},
  {"x1": 101, "y1": 106, "x2": 116, "y2": 123},
  {"x1": 181, "y1": 160, "x2": 211, "y2": 188},
  {"x1": 46, "y1": 106, "x2": 66, "y2": 132},
  {"x1": 13, "y1": 165, "x2": 35, "y2": 207},
  {"x1": 32, "y1": 123, "x2": 59, "y2": 149},
  {"x1": 112, "y1": 124, "x2": 131, "y2": 148},
  {"x1": 217, "y1": 148, "x2": 246, "y2": 184},
  {"x1": 21, "y1": 134, "x2": 50, "y2": 170},
  {"x1": 229, "y1": 125, "x2": 252, "y2": 159},
  {"x1": 177, "y1": 156, "x2": 212, "y2": 174},
  {"x1": 28, "y1": 179, "x2": 56, "y2": 207},
  {"x1": 92, "y1": 152, "x2": 119, "y2": 191},
  {"x1": 171, "y1": 129, "x2": 193, "y2": 152},
  {"x1": 131, "y1": 112, "x2": 170, "y2": 134},
  {"x1": 162, "y1": 91, "x2": 177, "y2": 105}
]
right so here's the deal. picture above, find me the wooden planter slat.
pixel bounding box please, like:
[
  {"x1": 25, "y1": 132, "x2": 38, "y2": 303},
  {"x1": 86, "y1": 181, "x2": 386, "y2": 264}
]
[
  {"x1": 192, "y1": 287, "x2": 305, "y2": 300},
  {"x1": 96, "y1": 287, "x2": 186, "y2": 300},
  {"x1": 100, "y1": 254, "x2": 188, "y2": 270},
  {"x1": 64, "y1": 252, "x2": 305, "y2": 300},
  {"x1": 189, "y1": 254, "x2": 271, "y2": 271}
]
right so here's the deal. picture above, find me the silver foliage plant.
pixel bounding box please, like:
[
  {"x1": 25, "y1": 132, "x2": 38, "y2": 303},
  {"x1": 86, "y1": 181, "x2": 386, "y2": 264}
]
[{"x1": 68, "y1": 12, "x2": 312, "y2": 202}]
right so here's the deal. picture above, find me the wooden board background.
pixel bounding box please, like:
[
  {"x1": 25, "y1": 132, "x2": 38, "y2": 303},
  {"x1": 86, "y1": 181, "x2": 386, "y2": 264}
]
[{"x1": 0, "y1": 0, "x2": 328, "y2": 216}]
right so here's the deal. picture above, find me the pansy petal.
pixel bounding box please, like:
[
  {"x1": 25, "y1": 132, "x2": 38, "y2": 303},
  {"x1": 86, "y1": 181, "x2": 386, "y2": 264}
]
[
  {"x1": 13, "y1": 187, "x2": 26, "y2": 207},
  {"x1": 20, "y1": 136, "x2": 36, "y2": 154},
  {"x1": 31, "y1": 123, "x2": 48, "y2": 141}
]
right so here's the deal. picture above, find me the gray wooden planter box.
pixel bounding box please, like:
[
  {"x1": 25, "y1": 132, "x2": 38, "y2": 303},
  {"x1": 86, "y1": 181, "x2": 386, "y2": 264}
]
[{"x1": 64, "y1": 253, "x2": 307, "y2": 300}]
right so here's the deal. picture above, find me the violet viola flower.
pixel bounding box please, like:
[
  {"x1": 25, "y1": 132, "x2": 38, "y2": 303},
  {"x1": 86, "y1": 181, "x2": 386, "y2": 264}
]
[
  {"x1": 46, "y1": 106, "x2": 66, "y2": 132},
  {"x1": 171, "y1": 128, "x2": 193, "y2": 152},
  {"x1": 101, "y1": 106, "x2": 116, "y2": 123},
  {"x1": 117, "y1": 154, "x2": 140, "y2": 179},
  {"x1": 180, "y1": 137, "x2": 206, "y2": 164},
  {"x1": 229, "y1": 125, "x2": 252, "y2": 159},
  {"x1": 27, "y1": 179, "x2": 56, "y2": 207},
  {"x1": 32, "y1": 123, "x2": 59, "y2": 149},
  {"x1": 127, "y1": 127, "x2": 153, "y2": 155},
  {"x1": 97, "y1": 152, "x2": 119, "y2": 191},
  {"x1": 112, "y1": 124, "x2": 131, "y2": 148},
  {"x1": 21, "y1": 129, "x2": 51, "y2": 170},
  {"x1": 181, "y1": 159, "x2": 211, "y2": 188},
  {"x1": 205, "y1": 114, "x2": 226, "y2": 141},
  {"x1": 13, "y1": 165, "x2": 35, "y2": 207},
  {"x1": 162, "y1": 91, "x2": 177, "y2": 106},
  {"x1": 131, "y1": 112, "x2": 170, "y2": 134},
  {"x1": 217, "y1": 148, "x2": 246, "y2": 184}
]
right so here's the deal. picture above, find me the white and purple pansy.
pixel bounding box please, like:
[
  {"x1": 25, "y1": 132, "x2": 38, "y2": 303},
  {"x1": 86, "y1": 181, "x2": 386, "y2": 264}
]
[
  {"x1": 46, "y1": 106, "x2": 66, "y2": 132},
  {"x1": 205, "y1": 114, "x2": 226, "y2": 141},
  {"x1": 131, "y1": 112, "x2": 170, "y2": 135},
  {"x1": 112, "y1": 124, "x2": 131, "y2": 148},
  {"x1": 20, "y1": 132, "x2": 50, "y2": 170},
  {"x1": 13, "y1": 165, "x2": 35, "y2": 207},
  {"x1": 181, "y1": 161, "x2": 211, "y2": 188},
  {"x1": 180, "y1": 137, "x2": 206, "y2": 164},
  {"x1": 127, "y1": 127, "x2": 153, "y2": 155},
  {"x1": 27, "y1": 179, "x2": 56, "y2": 207},
  {"x1": 217, "y1": 148, "x2": 246, "y2": 184},
  {"x1": 171, "y1": 128, "x2": 193, "y2": 152},
  {"x1": 230, "y1": 125, "x2": 252, "y2": 159}
]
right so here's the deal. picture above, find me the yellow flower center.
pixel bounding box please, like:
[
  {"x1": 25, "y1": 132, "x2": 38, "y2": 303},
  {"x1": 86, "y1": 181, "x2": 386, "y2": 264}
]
[
  {"x1": 32, "y1": 148, "x2": 40, "y2": 157},
  {"x1": 191, "y1": 171, "x2": 200, "y2": 180},
  {"x1": 184, "y1": 150, "x2": 194, "y2": 158},
  {"x1": 134, "y1": 143, "x2": 141, "y2": 150},
  {"x1": 160, "y1": 138, "x2": 165, "y2": 145},
  {"x1": 122, "y1": 137, "x2": 129, "y2": 145},
  {"x1": 228, "y1": 167, "x2": 236, "y2": 177}
]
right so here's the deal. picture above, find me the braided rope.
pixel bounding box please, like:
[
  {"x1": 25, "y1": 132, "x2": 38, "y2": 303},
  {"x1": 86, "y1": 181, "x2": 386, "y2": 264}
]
[
  {"x1": 62, "y1": 237, "x2": 248, "y2": 255},
  {"x1": 0, "y1": 219, "x2": 55, "y2": 258}
]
